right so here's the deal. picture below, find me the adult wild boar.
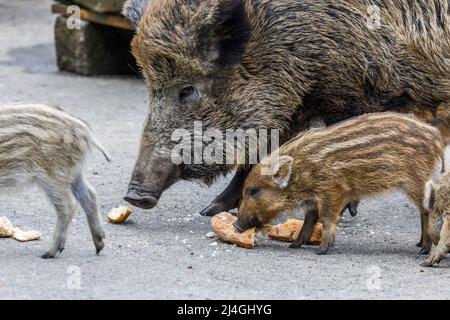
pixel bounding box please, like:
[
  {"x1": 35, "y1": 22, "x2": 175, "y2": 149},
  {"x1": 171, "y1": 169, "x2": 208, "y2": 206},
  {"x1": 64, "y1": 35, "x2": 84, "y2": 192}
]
[{"x1": 122, "y1": 0, "x2": 450, "y2": 216}]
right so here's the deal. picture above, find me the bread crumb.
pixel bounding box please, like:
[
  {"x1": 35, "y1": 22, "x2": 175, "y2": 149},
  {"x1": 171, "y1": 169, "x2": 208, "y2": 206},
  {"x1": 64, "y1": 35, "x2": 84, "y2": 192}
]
[
  {"x1": 0, "y1": 216, "x2": 14, "y2": 238},
  {"x1": 13, "y1": 228, "x2": 41, "y2": 242},
  {"x1": 107, "y1": 206, "x2": 132, "y2": 223}
]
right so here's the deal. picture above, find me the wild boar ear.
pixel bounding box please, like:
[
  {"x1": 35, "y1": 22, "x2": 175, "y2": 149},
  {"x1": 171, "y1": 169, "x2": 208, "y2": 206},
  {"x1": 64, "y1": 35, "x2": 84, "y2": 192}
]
[
  {"x1": 424, "y1": 180, "x2": 436, "y2": 210},
  {"x1": 122, "y1": 0, "x2": 151, "y2": 29},
  {"x1": 271, "y1": 156, "x2": 294, "y2": 189},
  {"x1": 198, "y1": 0, "x2": 251, "y2": 66}
]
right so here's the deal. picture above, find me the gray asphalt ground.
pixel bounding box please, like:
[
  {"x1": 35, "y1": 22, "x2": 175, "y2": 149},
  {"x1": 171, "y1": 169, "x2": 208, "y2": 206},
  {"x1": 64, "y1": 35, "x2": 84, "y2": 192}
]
[{"x1": 0, "y1": 0, "x2": 449, "y2": 300}]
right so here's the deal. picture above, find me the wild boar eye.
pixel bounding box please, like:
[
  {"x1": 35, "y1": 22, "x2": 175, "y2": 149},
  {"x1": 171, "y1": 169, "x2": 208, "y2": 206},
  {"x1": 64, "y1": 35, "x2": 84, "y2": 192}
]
[
  {"x1": 247, "y1": 187, "x2": 261, "y2": 198},
  {"x1": 179, "y1": 86, "x2": 195, "y2": 100}
]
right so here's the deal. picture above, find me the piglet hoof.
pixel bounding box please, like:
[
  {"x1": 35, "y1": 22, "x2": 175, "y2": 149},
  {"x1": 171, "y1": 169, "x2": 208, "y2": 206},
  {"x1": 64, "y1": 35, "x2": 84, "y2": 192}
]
[
  {"x1": 416, "y1": 241, "x2": 423, "y2": 248},
  {"x1": 200, "y1": 203, "x2": 226, "y2": 217},
  {"x1": 41, "y1": 251, "x2": 56, "y2": 259},
  {"x1": 289, "y1": 242, "x2": 302, "y2": 249},
  {"x1": 420, "y1": 261, "x2": 433, "y2": 268},
  {"x1": 95, "y1": 242, "x2": 105, "y2": 255},
  {"x1": 95, "y1": 240, "x2": 105, "y2": 255},
  {"x1": 93, "y1": 231, "x2": 105, "y2": 255},
  {"x1": 419, "y1": 247, "x2": 431, "y2": 255},
  {"x1": 348, "y1": 203, "x2": 358, "y2": 217},
  {"x1": 423, "y1": 249, "x2": 446, "y2": 267},
  {"x1": 96, "y1": 247, "x2": 103, "y2": 255},
  {"x1": 317, "y1": 248, "x2": 329, "y2": 255}
]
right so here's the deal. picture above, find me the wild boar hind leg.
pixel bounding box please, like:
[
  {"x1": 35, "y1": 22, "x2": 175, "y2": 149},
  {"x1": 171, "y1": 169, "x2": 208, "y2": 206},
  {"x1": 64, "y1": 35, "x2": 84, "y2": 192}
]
[
  {"x1": 200, "y1": 167, "x2": 252, "y2": 216},
  {"x1": 316, "y1": 197, "x2": 347, "y2": 255}
]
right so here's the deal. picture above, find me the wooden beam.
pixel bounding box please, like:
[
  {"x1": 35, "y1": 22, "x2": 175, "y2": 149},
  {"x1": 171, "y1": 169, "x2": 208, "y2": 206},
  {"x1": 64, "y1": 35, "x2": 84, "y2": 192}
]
[
  {"x1": 74, "y1": 0, "x2": 126, "y2": 14},
  {"x1": 51, "y1": 3, "x2": 134, "y2": 31}
]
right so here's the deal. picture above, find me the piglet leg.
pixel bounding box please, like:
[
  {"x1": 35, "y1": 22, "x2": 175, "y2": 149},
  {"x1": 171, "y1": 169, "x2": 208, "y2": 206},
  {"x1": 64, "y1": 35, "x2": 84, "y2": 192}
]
[
  {"x1": 422, "y1": 218, "x2": 450, "y2": 267},
  {"x1": 40, "y1": 183, "x2": 76, "y2": 259},
  {"x1": 290, "y1": 207, "x2": 319, "y2": 248},
  {"x1": 72, "y1": 174, "x2": 105, "y2": 255}
]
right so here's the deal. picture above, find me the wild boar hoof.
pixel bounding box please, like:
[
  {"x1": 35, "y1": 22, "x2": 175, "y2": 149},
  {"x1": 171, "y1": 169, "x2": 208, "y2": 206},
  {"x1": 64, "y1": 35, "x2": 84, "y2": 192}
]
[
  {"x1": 420, "y1": 261, "x2": 434, "y2": 268},
  {"x1": 419, "y1": 247, "x2": 431, "y2": 255},
  {"x1": 289, "y1": 242, "x2": 302, "y2": 249},
  {"x1": 95, "y1": 241, "x2": 105, "y2": 255},
  {"x1": 348, "y1": 207, "x2": 357, "y2": 217},
  {"x1": 317, "y1": 248, "x2": 329, "y2": 255},
  {"x1": 41, "y1": 251, "x2": 56, "y2": 259},
  {"x1": 200, "y1": 203, "x2": 226, "y2": 216},
  {"x1": 416, "y1": 241, "x2": 423, "y2": 248}
]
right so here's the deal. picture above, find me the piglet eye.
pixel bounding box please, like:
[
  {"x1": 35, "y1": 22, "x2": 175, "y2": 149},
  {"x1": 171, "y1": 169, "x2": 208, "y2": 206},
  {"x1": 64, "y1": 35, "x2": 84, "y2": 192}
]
[
  {"x1": 247, "y1": 187, "x2": 261, "y2": 197},
  {"x1": 179, "y1": 86, "x2": 195, "y2": 100}
]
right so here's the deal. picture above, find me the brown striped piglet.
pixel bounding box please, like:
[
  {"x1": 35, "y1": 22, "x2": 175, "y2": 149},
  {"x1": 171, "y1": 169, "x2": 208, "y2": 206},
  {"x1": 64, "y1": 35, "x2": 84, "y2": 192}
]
[{"x1": 235, "y1": 112, "x2": 445, "y2": 256}]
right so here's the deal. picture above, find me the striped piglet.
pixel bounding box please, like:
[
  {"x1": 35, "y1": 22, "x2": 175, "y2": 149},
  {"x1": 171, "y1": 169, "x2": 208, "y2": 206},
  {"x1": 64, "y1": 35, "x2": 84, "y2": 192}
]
[
  {"x1": 235, "y1": 112, "x2": 445, "y2": 258},
  {"x1": 0, "y1": 103, "x2": 109, "y2": 258}
]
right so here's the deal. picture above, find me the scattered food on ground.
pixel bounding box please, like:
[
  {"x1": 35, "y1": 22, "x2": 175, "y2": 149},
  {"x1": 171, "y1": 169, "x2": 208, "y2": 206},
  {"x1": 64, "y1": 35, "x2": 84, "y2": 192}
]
[
  {"x1": 107, "y1": 206, "x2": 132, "y2": 223},
  {"x1": 12, "y1": 228, "x2": 41, "y2": 242},
  {"x1": 0, "y1": 216, "x2": 41, "y2": 242},
  {"x1": 269, "y1": 219, "x2": 322, "y2": 244},
  {"x1": 211, "y1": 212, "x2": 324, "y2": 248},
  {"x1": 211, "y1": 212, "x2": 256, "y2": 249},
  {"x1": 0, "y1": 216, "x2": 14, "y2": 238}
]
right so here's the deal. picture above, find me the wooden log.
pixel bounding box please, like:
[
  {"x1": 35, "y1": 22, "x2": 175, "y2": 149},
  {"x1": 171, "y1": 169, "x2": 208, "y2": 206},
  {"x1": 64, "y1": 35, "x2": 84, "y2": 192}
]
[
  {"x1": 51, "y1": 3, "x2": 133, "y2": 30},
  {"x1": 74, "y1": 0, "x2": 126, "y2": 14}
]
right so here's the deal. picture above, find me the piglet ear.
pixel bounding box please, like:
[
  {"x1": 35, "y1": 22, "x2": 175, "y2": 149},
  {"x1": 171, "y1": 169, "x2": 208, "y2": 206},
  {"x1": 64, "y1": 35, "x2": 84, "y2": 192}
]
[
  {"x1": 122, "y1": 0, "x2": 151, "y2": 29},
  {"x1": 271, "y1": 156, "x2": 294, "y2": 189},
  {"x1": 424, "y1": 180, "x2": 436, "y2": 210}
]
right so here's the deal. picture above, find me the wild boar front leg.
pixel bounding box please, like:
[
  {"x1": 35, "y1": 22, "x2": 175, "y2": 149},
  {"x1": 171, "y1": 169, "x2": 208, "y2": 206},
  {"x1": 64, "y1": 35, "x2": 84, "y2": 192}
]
[
  {"x1": 290, "y1": 206, "x2": 319, "y2": 248},
  {"x1": 200, "y1": 166, "x2": 252, "y2": 216},
  {"x1": 40, "y1": 184, "x2": 76, "y2": 259}
]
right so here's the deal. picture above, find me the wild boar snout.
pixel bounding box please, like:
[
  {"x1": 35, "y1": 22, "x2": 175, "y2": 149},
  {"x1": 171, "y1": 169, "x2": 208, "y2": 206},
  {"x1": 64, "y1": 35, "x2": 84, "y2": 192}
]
[
  {"x1": 124, "y1": 188, "x2": 159, "y2": 210},
  {"x1": 125, "y1": 144, "x2": 181, "y2": 209}
]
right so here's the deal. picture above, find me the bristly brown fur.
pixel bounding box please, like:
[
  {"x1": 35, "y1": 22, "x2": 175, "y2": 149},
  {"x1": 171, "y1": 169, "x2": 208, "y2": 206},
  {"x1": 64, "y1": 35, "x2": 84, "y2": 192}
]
[{"x1": 238, "y1": 112, "x2": 446, "y2": 255}]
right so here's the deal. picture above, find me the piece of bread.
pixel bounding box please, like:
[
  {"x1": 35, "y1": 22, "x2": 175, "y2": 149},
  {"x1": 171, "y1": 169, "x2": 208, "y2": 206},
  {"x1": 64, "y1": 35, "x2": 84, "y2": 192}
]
[
  {"x1": 211, "y1": 212, "x2": 256, "y2": 249},
  {"x1": 13, "y1": 228, "x2": 41, "y2": 242},
  {"x1": 0, "y1": 216, "x2": 14, "y2": 238},
  {"x1": 107, "y1": 206, "x2": 132, "y2": 223},
  {"x1": 269, "y1": 219, "x2": 323, "y2": 244},
  {"x1": 211, "y1": 213, "x2": 323, "y2": 248}
]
